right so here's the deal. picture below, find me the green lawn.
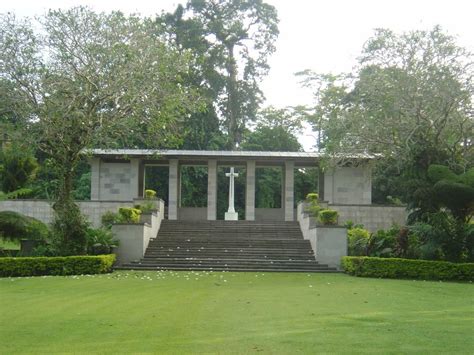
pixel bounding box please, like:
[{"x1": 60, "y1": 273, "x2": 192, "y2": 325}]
[
  {"x1": 0, "y1": 272, "x2": 473, "y2": 354},
  {"x1": 0, "y1": 238, "x2": 20, "y2": 250}
]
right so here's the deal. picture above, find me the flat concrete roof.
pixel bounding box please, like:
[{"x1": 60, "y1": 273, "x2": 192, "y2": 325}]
[
  {"x1": 89, "y1": 149, "x2": 373, "y2": 159},
  {"x1": 87, "y1": 149, "x2": 374, "y2": 166}
]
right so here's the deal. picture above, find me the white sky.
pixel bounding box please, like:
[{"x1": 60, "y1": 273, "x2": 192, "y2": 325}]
[{"x1": 2, "y1": 0, "x2": 473, "y2": 149}]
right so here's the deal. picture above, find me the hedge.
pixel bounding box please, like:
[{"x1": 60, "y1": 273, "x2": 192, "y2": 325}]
[
  {"x1": 0, "y1": 254, "x2": 116, "y2": 277},
  {"x1": 342, "y1": 256, "x2": 474, "y2": 281}
]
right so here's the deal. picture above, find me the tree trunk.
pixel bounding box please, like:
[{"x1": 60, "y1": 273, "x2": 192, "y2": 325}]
[
  {"x1": 52, "y1": 155, "x2": 88, "y2": 256},
  {"x1": 226, "y1": 43, "x2": 239, "y2": 149}
]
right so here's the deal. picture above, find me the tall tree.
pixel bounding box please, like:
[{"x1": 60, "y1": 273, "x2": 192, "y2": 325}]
[
  {"x1": 162, "y1": 0, "x2": 279, "y2": 148},
  {"x1": 241, "y1": 107, "x2": 302, "y2": 152},
  {"x1": 0, "y1": 8, "x2": 201, "y2": 254},
  {"x1": 298, "y1": 27, "x2": 473, "y2": 205}
]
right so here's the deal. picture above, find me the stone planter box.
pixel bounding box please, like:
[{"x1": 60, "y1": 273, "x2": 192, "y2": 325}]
[
  {"x1": 111, "y1": 206, "x2": 164, "y2": 265},
  {"x1": 297, "y1": 201, "x2": 347, "y2": 269}
]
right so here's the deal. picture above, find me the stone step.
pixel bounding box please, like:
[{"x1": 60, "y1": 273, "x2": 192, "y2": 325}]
[
  {"x1": 129, "y1": 260, "x2": 323, "y2": 268},
  {"x1": 155, "y1": 236, "x2": 302, "y2": 240},
  {"x1": 145, "y1": 250, "x2": 314, "y2": 256},
  {"x1": 144, "y1": 248, "x2": 315, "y2": 254},
  {"x1": 124, "y1": 261, "x2": 331, "y2": 269},
  {"x1": 117, "y1": 220, "x2": 327, "y2": 273},
  {"x1": 143, "y1": 255, "x2": 315, "y2": 261},
  {"x1": 160, "y1": 234, "x2": 301, "y2": 238},
  {"x1": 115, "y1": 265, "x2": 340, "y2": 273},
  {"x1": 151, "y1": 240, "x2": 305, "y2": 245}
]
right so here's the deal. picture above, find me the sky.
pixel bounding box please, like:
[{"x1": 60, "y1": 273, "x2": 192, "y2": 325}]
[{"x1": 1, "y1": 0, "x2": 473, "y2": 149}]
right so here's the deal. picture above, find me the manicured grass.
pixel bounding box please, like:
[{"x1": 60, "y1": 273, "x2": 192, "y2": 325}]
[
  {"x1": 0, "y1": 238, "x2": 20, "y2": 250},
  {"x1": 0, "y1": 272, "x2": 473, "y2": 354}
]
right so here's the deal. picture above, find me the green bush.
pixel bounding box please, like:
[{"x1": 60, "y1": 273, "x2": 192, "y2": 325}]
[
  {"x1": 101, "y1": 211, "x2": 120, "y2": 228},
  {"x1": 144, "y1": 189, "x2": 157, "y2": 199},
  {"x1": 118, "y1": 207, "x2": 141, "y2": 223},
  {"x1": 306, "y1": 204, "x2": 321, "y2": 217},
  {"x1": 86, "y1": 228, "x2": 119, "y2": 255},
  {"x1": 135, "y1": 201, "x2": 157, "y2": 214},
  {"x1": 318, "y1": 209, "x2": 338, "y2": 225},
  {"x1": 51, "y1": 201, "x2": 88, "y2": 256},
  {"x1": 367, "y1": 226, "x2": 398, "y2": 257},
  {"x1": 348, "y1": 227, "x2": 370, "y2": 256},
  {"x1": 0, "y1": 147, "x2": 39, "y2": 193},
  {"x1": 427, "y1": 164, "x2": 460, "y2": 184},
  {"x1": 409, "y1": 213, "x2": 473, "y2": 262},
  {"x1": 344, "y1": 220, "x2": 365, "y2": 229},
  {"x1": 0, "y1": 254, "x2": 116, "y2": 277},
  {"x1": 304, "y1": 192, "x2": 320, "y2": 217},
  {"x1": 342, "y1": 256, "x2": 474, "y2": 281},
  {"x1": 0, "y1": 211, "x2": 49, "y2": 241},
  {"x1": 305, "y1": 193, "x2": 318, "y2": 202}
]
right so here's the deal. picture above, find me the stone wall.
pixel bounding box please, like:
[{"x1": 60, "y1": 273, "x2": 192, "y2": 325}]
[
  {"x1": 0, "y1": 200, "x2": 54, "y2": 225},
  {"x1": 323, "y1": 166, "x2": 372, "y2": 204},
  {"x1": 0, "y1": 200, "x2": 135, "y2": 227},
  {"x1": 99, "y1": 162, "x2": 138, "y2": 201},
  {"x1": 329, "y1": 204, "x2": 407, "y2": 232},
  {"x1": 255, "y1": 208, "x2": 284, "y2": 221},
  {"x1": 178, "y1": 207, "x2": 207, "y2": 221}
]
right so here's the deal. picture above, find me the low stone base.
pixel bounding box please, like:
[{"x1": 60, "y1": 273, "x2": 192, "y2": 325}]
[{"x1": 225, "y1": 211, "x2": 238, "y2": 220}]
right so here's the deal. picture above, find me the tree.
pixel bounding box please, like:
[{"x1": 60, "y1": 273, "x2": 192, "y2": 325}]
[
  {"x1": 241, "y1": 107, "x2": 302, "y2": 152},
  {"x1": 0, "y1": 8, "x2": 201, "y2": 254},
  {"x1": 162, "y1": 0, "x2": 279, "y2": 148},
  {"x1": 298, "y1": 27, "x2": 473, "y2": 205},
  {"x1": 0, "y1": 145, "x2": 38, "y2": 193},
  {"x1": 159, "y1": 6, "x2": 226, "y2": 150},
  {"x1": 241, "y1": 107, "x2": 313, "y2": 208}
]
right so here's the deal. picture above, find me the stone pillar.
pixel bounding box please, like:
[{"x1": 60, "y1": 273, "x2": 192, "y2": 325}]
[
  {"x1": 245, "y1": 160, "x2": 256, "y2": 220},
  {"x1": 168, "y1": 159, "x2": 179, "y2": 220},
  {"x1": 284, "y1": 161, "x2": 294, "y2": 221},
  {"x1": 89, "y1": 157, "x2": 100, "y2": 201},
  {"x1": 207, "y1": 159, "x2": 217, "y2": 220},
  {"x1": 130, "y1": 158, "x2": 141, "y2": 199},
  {"x1": 323, "y1": 169, "x2": 335, "y2": 204}
]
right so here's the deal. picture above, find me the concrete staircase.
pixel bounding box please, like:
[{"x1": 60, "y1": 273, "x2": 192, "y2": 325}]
[{"x1": 118, "y1": 220, "x2": 338, "y2": 272}]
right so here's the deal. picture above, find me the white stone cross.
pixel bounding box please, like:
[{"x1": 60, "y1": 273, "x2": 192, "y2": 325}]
[{"x1": 225, "y1": 167, "x2": 239, "y2": 220}]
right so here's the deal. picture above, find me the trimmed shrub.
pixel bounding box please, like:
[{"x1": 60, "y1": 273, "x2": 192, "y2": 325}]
[
  {"x1": 0, "y1": 254, "x2": 116, "y2": 277},
  {"x1": 306, "y1": 204, "x2": 321, "y2": 217},
  {"x1": 342, "y1": 256, "x2": 474, "y2": 281},
  {"x1": 0, "y1": 211, "x2": 49, "y2": 241},
  {"x1": 118, "y1": 207, "x2": 141, "y2": 223},
  {"x1": 304, "y1": 192, "x2": 320, "y2": 217},
  {"x1": 306, "y1": 193, "x2": 318, "y2": 202},
  {"x1": 144, "y1": 189, "x2": 157, "y2": 199},
  {"x1": 318, "y1": 209, "x2": 338, "y2": 225}
]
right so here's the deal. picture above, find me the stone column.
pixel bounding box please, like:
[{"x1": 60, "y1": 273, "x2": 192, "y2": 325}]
[
  {"x1": 207, "y1": 159, "x2": 217, "y2": 220},
  {"x1": 245, "y1": 160, "x2": 256, "y2": 221},
  {"x1": 89, "y1": 157, "x2": 100, "y2": 200},
  {"x1": 130, "y1": 158, "x2": 141, "y2": 199},
  {"x1": 168, "y1": 159, "x2": 179, "y2": 220},
  {"x1": 284, "y1": 161, "x2": 295, "y2": 221}
]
